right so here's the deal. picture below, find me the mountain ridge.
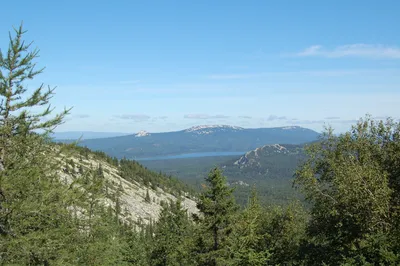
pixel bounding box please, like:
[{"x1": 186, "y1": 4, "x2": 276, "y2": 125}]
[
  {"x1": 57, "y1": 125, "x2": 319, "y2": 159},
  {"x1": 53, "y1": 125, "x2": 315, "y2": 140}
]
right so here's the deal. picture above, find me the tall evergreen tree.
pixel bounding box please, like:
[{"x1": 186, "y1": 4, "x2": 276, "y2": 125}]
[
  {"x1": 229, "y1": 186, "x2": 270, "y2": 265},
  {"x1": 150, "y1": 199, "x2": 192, "y2": 266},
  {"x1": 0, "y1": 24, "x2": 74, "y2": 264},
  {"x1": 0, "y1": 23, "x2": 69, "y2": 171},
  {"x1": 193, "y1": 167, "x2": 237, "y2": 265}
]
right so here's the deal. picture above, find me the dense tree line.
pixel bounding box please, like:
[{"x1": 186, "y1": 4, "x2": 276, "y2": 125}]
[
  {"x1": 1, "y1": 25, "x2": 400, "y2": 265},
  {"x1": 140, "y1": 146, "x2": 306, "y2": 207}
]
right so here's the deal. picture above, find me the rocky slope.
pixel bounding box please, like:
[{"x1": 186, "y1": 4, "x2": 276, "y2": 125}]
[
  {"x1": 56, "y1": 146, "x2": 198, "y2": 225},
  {"x1": 221, "y1": 143, "x2": 306, "y2": 180}
]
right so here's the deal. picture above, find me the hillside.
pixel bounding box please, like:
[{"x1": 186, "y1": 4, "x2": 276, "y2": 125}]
[
  {"x1": 56, "y1": 144, "x2": 197, "y2": 225},
  {"x1": 62, "y1": 125, "x2": 319, "y2": 159},
  {"x1": 220, "y1": 143, "x2": 306, "y2": 205},
  {"x1": 140, "y1": 143, "x2": 308, "y2": 206},
  {"x1": 221, "y1": 143, "x2": 306, "y2": 181}
]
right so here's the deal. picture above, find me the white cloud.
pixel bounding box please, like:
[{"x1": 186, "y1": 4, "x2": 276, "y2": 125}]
[
  {"x1": 184, "y1": 114, "x2": 230, "y2": 119},
  {"x1": 114, "y1": 114, "x2": 151, "y2": 122},
  {"x1": 287, "y1": 119, "x2": 358, "y2": 126},
  {"x1": 267, "y1": 115, "x2": 287, "y2": 121},
  {"x1": 296, "y1": 44, "x2": 400, "y2": 59},
  {"x1": 238, "y1": 115, "x2": 252, "y2": 119}
]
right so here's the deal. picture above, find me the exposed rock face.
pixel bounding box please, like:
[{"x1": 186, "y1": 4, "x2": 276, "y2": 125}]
[
  {"x1": 135, "y1": 130, "x2": 150, "y2": 137},
  {"x1": 228, "y1": 180, "x2": 249, "y2": 187},
  {"x1": 57, "y1": 152, "x2": 198, "y2": 225},
  {"x1": 184, "y1": 125, "x2": 244, "y2": 135},
  {"x1": 234, "y1": 144, "x2": 290, "y2": 168}
]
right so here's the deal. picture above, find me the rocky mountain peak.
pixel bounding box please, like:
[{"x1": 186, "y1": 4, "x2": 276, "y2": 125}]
[
  {"x1": 185, "y1": 125, "x2": 244, "y2": 135},
  {"x1": 135, "y1": 130, "x2": 150, "y2": 137}
]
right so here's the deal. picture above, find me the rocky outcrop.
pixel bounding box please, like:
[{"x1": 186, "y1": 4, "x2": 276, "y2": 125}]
[{"x1": 57, "y1": 152, "x2": 198, "y2": 225}]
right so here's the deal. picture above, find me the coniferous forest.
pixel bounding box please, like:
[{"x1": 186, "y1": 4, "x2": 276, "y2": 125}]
[{"x1": 1, "y1": 25, "x2": 400, "y2": 266}]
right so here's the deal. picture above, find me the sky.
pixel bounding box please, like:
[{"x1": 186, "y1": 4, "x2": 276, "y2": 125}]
[{"x1": 0, "y1": 0, "x2": 399, "y2": 133}]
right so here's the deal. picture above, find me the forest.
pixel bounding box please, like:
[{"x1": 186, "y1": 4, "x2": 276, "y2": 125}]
[{"x1": 1, "y1": 26, "x2": 400, "y2": 265}]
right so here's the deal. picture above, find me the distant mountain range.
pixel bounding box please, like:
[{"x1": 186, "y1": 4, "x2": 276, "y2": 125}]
[{"x1": 55, "y1": 125, "x2": 319, "y2": 159}]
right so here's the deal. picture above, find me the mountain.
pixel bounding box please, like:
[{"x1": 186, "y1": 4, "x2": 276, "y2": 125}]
[
  {"x1": 67, "y1": 125, "x2": 319, "y2": 159},
  {"x1": 52, "y1": 131, "x2": 130, "y2": 140},
  {"x1": 219, "y1": 143, "x2": 307, "y2": 205},
  {"x1": 139, "y1": 142, "x2": 310, "y2": 206},
  {"x1": 56, "y1": 144, "x2": 197, "y2": 224},
  {"x1": 221, "y1": 143, "x2": 306, "y2": 181}
]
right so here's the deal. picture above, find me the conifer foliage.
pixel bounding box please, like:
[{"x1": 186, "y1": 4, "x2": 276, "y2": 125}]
[
  {"x1": 193, "y1": 168, "x2": 238, "y2": 265},
  {"x1": 150, "y1": 199, "x2": 192, "y2": 266},
  {"x1": 0, "y1": 23, "x2": 68, "y2": 171},
  {"x1": 0, "y1": 24, "x2": 72, "y2": 264}
]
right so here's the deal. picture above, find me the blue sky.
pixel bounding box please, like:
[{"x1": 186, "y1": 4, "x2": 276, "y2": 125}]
[{"x1": 1, "y1": 0, "x2": 399, "y2": 133}]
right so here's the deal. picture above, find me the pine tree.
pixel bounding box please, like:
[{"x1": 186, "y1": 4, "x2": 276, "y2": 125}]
[
  {"x1": 0, "y1": 23, "x2": 69, "y2": 172},
  {"x1": 0, "y1": 24, "x2": 74, "y2": 264},
  {"x1": 0, "y1": 23, "x2": 148, "y2": 265},
  {"x1": 150, "y1": 199, "x2": 192, "y2": 265},
  {"x1": 193, "y1": 167, "x2": 238, "y2": 265},
  {"x1": 229, "y1": 186, "x2": 270, "y2": 265}
]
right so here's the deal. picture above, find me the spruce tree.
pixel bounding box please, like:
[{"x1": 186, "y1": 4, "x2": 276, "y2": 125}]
[
  {"x1": 150, "y1": 199, "x2": 192, "y2": 265},
  {"x1": 194, "y1": 167, "x2": 237, "y2": 265},
  {"x1": 229, "y1": 186, "x2": 270, "y2": 265}
]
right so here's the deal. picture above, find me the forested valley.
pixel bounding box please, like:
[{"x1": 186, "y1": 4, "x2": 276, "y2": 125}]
[{"x1": 1, "y1": 25, "x2": 400, "y2": 266}]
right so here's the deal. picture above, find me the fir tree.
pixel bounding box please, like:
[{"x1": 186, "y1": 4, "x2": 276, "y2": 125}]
[
  {"x1": 150, "y1": 199, "x2": 192, "y2": 265},
  {"x1": 194, "y1": 167, "x2": 238, "y2": 265},
  {"x1": 229, "y1": 186, "x2": 270, "y2": 265}
]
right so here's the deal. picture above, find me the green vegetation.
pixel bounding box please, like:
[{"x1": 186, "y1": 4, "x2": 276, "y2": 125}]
[
  {"x1": 294, "y1": 117, "x2": 400, "y2": 265},
  {"x1": 69, "y1": 126, "x2": 319, "y2": 159},
  {"x1": 193, "y1": 168, "x2": 238, "y2": 265},
  {"x1": 150, "y1": 199, "x2": 192, "y2": 265},
  {"x1": 1, "y1": 25, "x2": 400, "y2": 265},
  {"x1": 56, "y1": 144, "x2": 195, "y2": 198},
  {"x1": 141, "y1": 145, "x2": 305, "y2": 206}
]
